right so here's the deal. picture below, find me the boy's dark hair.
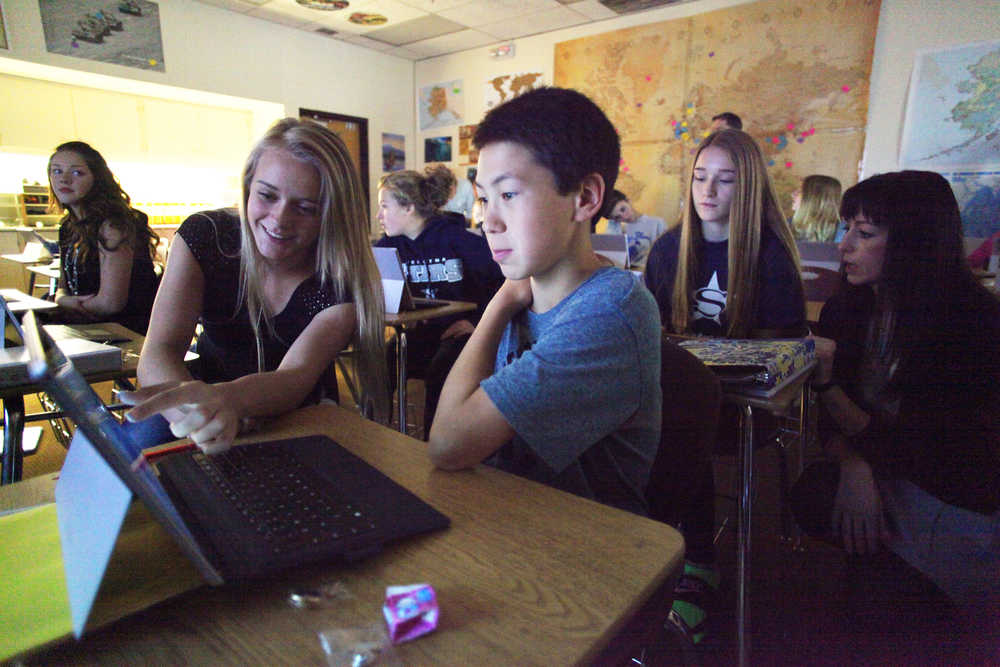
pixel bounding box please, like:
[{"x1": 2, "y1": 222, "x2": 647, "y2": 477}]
[
  {"x1": 711, "y1": 112, "x2": 743, "y2": 130},
  {"x1": 473, "y1": 87, "x2": 621, "y2": 205}
]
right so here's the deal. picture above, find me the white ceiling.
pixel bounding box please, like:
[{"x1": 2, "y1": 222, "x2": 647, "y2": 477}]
[{"x1": 193, "y1": 0, "x2": 689, "y2": 60}]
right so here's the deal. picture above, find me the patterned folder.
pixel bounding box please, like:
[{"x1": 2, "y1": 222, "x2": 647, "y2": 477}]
[{"x1": 677, "y1": 338, "x2": 816, "y2": 388}]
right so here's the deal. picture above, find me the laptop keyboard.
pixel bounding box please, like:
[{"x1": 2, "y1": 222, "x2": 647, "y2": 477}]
[{"x1": 192, "y1": 445, "x2": 377, "y2": 554}]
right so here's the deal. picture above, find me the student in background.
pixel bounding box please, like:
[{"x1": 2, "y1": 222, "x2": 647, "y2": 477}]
[
  {"x1": 643, "y1": 128, "x2": 806, "y2": 644},
  {"x1": 48, "y1": 141, "x2": 159, "y2": 334},
  {"x1": 710, "y1": 111, "x2": 742, "y2": 131},
  {"x1": 792, "y1": 171, "x2": 999, "y2": 648},
  {"x1": 442, "y1": 166, "x2": 477, "y2": 225},
  {"x1": 603, "y1": 189, "x2": 667, "y2": 269},
  {"x1": 429, "y1": 87, "x2": 662, "y2": 517},
  {"x1": 376, "y1": 165, "x2": 503, "y2": 436},
  {"x1": 791, "y1": 174, "x2": 843, "y2": 242},
  {"x1": 124, "y1": 118, "x2": 387, "y2": 452}
]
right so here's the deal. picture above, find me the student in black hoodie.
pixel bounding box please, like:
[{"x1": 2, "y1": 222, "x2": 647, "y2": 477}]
[{"x1": 376, "y1": 164, "x2": 503, "y2": 436}]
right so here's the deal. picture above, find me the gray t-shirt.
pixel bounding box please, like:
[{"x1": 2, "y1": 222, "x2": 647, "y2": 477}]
[{"x1": 481, "y1": 268, "x2": 662, "y2": 515}]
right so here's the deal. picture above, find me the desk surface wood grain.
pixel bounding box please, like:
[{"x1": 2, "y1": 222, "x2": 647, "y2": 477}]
[{"x1": 9, "y1": 403, "x2": 683, "y2": 665}]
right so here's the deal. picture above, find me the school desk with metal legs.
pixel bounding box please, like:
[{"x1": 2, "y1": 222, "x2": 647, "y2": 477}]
[
  {"x1": 723, "y1": 362, "x2": 815, "y2": 667},
  {"x1": 0, "y1": 322, "x2": 143, "y2": 485},
  {"x1": 1, "y1": 402, "x2": 685, "y2": 664},
  {"x1": 385, "y1": 300, "x2": 475, "y2": 434}
]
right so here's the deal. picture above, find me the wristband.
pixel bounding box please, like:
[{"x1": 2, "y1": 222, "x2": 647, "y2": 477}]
[{"x1": 811, "y1": 380, "x2": 836, "y2": 394}]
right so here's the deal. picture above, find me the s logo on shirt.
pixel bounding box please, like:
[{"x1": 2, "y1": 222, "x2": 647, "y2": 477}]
[{"x1": 692, "y1": 272, "x2": 726, "y2": 325}]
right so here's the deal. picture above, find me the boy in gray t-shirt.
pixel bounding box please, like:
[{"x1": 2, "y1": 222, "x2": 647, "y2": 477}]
[{"x1": 428, "y1": 88, "x2": 662, "y2": 515}]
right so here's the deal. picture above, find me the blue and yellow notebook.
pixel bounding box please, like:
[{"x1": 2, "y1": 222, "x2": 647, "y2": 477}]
[{"x1": 677, "y1": 338, "x2": 816, "y2": 388}]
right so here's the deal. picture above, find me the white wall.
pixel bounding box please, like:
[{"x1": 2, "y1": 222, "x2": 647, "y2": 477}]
[
  {"x1": 415, "y1": 0, "x2": 1000, "y2": 180},
  {"x1": 0, "y1": 0, "x2": 416, "y2": 218}
]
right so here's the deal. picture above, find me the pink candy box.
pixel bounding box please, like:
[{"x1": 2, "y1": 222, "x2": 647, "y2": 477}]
[{"x1": 382, "y1": 584, "x2": 439, "y2": 644}]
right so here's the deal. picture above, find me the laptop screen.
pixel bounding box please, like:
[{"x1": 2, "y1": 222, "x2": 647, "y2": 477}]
[
  {"x1": 0, "y1": 293, "x2": 25, "y2": 348},
  {"x1": 21, "y1": 311, "x2": 222, "y2": 583}
]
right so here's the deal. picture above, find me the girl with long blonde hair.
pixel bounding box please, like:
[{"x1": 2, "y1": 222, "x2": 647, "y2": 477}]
[
  {"x1": 645, "y1": 129, "x2": 806, "y2": 338},
  {"x1": 791, "y1": 174, "x2": 842, "y2": 242},
  {"x1": 643, "y1": 129, "x2": 806, "y2": 644},
  {"x1": 127, "y1": 118, "x2": 387, "y2": 451}
]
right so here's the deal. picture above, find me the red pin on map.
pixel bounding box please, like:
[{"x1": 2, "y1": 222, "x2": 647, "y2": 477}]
[{"x1": 841, "y1": 85, "x2": 851, "y2": 92}]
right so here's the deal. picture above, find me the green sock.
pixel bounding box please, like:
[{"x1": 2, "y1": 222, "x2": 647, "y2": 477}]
[{"x1": 683, "y1": 560, "x2": 720, "y2": 590}]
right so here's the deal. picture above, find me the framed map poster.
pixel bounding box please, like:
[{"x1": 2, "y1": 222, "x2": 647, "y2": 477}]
[
  {"x1": 900, "y1": 39, "x2": 1000, "y2": 171},
  {"x1": 554, "y1": 0, "x2": 881, "y2": 225}
]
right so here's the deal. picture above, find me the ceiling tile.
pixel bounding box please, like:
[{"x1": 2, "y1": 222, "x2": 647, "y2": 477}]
[
  {"x1": 566, "y1": 0, "x2": 617, "y2": 19},
  {"x1": 477, "y1": 5, "x2": 588, "y2": 40},
  {"x1": 336, "y1": 33, "x2": 400, "y2": 51},
  {"x1": 364, "y1": 14, "x2": 467, "y2": 46},
  {"x1": 303, "y1": 0, "x2": 428, "y2": 34},
  {"x1": 438, "y1": 0, "x2": 561, "y2": 27},
  {"x1": 403, "y1": 28, "x2": 496, "y2": 57},
  {"x1": 397, "y1": 0, "x2": 473, "y2": 11},
  {"x1": 247, "y1": 2, "x2": 317, "y2": 28}
]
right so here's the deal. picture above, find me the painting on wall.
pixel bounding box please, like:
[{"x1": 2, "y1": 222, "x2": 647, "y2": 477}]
[
  {"x1": 39, "y1": 0, "x2": 165, "y2": 72},
  {"x1": 382, "y1": 133, "x2": 405, "y2": 173},
  {"x1": 942, "y1": 170, "x2": 1000, "y2": 238},
  {"x1": 419, "y1": 79, "x2": 463, "y2": 130},
  {"x1": 554, "y1": 0, "x2": 881, "y2": 226},
  {"x1": 424, "y1": 136, "x2": 452, "y2": 163},
  {"x1": 457, "y1": 124, "x2": 478, "y2": 166}
]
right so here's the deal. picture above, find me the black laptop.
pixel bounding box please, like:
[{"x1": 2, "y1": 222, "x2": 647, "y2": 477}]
[{"x1": 21, "y1": 310, "x2": 450, "y2": 584}]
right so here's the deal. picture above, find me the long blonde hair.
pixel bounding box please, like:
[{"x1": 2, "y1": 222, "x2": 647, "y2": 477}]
[
  {"x1": 672, "y1": 130, "x2": 802, "y2": 337},
  {"x1": 791, "y1": 174, "x2": 842, "y2": 242},
  {"x1": 239, "y1": 118, "x2": 388, "y2": 421}
]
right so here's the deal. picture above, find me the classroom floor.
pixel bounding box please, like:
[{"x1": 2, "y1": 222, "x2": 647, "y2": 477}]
[{"x1": 15, "y1": 378, "x2": 999, "y2": 665}]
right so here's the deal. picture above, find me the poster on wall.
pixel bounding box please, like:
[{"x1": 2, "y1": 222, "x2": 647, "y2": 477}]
[
  {"x1": 419, "y1": 79, "x2": 463, "y2": 130},
  {"x1": 941, "y1": 171, "x2": 1000, "y2": 239},
  {"x1": 0, "y1": 2, "x2": 9, "y2": 50},
  {"x1": 484, "y1": 72, "x2": 544, "y2": 110},
  {"x1": 899, "y1": 39, "x2": 1000, "y2": 172},
  {"x1": 553, "y1": 0, "x2": 880, "y2": 226},
  {"x1": 39, "y1": 0, "x2": 165, "y2": 72},
  {"x1": 382, "y1": 133, "x2": 405, "y2": 172},
  {"x1": 424, "y1": 136, "x2": 452, "y2": 163},
  {"x1": 457, "y1": 124, "x2": 478, "y2": 166}
]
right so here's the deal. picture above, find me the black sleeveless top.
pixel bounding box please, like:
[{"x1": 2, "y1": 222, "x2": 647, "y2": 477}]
[
  {"x1": 176, "y1": 209, "x2": 350, "y2": 402},
  {"x1": 59, "y1": 211, "x2": 159, "y2": 334}
]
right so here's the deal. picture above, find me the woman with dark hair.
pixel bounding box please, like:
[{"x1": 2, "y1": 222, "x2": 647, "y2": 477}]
[
  {"x1": 794, "y1": 170, "x2": 1000, "y2": 620},
  {"x1": 48, "y1": 141, "x2": 159, "y2": 334}
]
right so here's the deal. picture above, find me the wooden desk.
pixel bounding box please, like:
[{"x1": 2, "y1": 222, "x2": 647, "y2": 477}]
[
  {"x1": 0, "y1": 322, "x2": 142, "y2": 486},
  {"x1": 6, "y1": 402, "x2": 685, "y2": 665},
  {"x1": 0, "y1": 288, "x2": 58, "y2": 314},
  {"x1": 385, "y1": 300, "x2": 476, "y2": 434}
]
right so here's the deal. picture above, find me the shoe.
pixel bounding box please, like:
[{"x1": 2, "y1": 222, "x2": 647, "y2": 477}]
[{"x1": 664, "y1": 562, "x2": 719, "y2": 645}]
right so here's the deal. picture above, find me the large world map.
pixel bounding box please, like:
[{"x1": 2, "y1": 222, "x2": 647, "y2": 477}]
[{"x1": 555, "y1": 0, "x2": 881, "y2": 226}]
